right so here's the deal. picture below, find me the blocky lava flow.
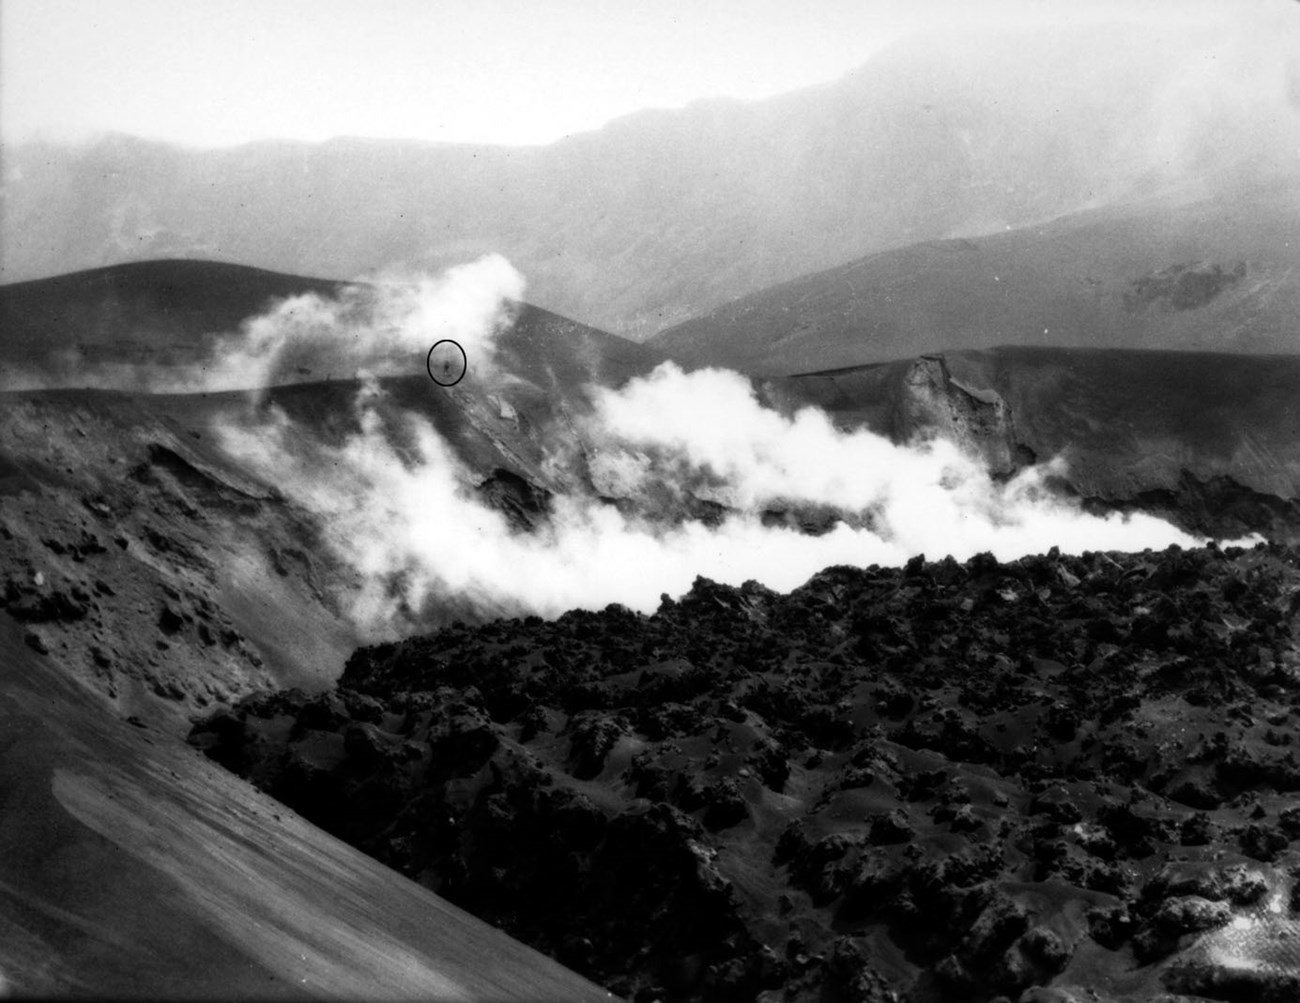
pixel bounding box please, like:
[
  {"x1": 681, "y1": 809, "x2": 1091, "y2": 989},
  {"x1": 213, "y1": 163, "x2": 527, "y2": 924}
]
[{"x1": 192, "y1": 542, "x2": 1300, "y2": 1002}]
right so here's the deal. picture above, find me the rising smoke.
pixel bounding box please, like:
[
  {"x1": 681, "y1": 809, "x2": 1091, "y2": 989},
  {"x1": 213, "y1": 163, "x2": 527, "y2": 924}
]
[
  {"x1": 214, "y1": 256, "x2": 1208, "y2": 637},
  {"x1": 212, "y1": 254, "x2": 525, "y2": 396},
  {"x1": 0, "y1": 255, "x2": 525, "y2": 395}
]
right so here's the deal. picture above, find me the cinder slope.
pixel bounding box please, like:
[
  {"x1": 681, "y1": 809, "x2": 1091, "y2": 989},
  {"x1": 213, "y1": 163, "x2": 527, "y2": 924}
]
[
  {"x1": 0, "y1": 259, "x2": 666, "y2": 392},
  {"x1": 0, "y1": 260, "x2": 661, "y2": 999},
  {"x1": 0, "y1": 259, "x2": 348, "y2": 372},
  {"x1": 0, "y1": 259, "x2": 667, "y2": 724},
  {"x1": 0, "y1": 615, "x2": 613, "y2": 1000}
]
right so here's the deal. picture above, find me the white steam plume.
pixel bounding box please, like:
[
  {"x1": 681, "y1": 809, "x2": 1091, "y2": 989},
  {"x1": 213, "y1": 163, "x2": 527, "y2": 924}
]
[
  {"x1": 212, "y1": 259, "x2": 1208, "y2": 635},
  {"x1": 202, "y1": 253, "x2": 525, "y2": 394},
  {"x1": 0, "y1": 254, "x2": 525, "y2": 394}
]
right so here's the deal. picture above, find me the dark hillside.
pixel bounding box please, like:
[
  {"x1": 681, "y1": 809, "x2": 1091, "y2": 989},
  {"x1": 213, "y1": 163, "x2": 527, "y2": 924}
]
[
  {"x1": 0, "y1": 259, "x2": 665, "y2": 394},
  {"x1": 768, "y1": 346, "x2": 1300, "y2": 524},
  {"x1": 0, "y1": 259, "x2": 348, "y2": 364}
]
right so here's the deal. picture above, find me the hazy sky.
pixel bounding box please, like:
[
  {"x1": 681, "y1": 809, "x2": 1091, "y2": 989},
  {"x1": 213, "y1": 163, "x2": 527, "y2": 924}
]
[{"x1": 0, "y1": 0, "x2": 1281, "y2": 148}]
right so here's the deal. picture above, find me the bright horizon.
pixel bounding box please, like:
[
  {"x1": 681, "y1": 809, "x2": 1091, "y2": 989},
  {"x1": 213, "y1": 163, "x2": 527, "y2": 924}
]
[{"x1": 0, "y1": 0, "x2": 1269, "y2": 150}]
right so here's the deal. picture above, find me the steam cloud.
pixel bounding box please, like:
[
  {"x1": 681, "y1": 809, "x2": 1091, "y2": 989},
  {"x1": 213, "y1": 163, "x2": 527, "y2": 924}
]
[
  {"x1": 210, "y1": 254, "x2": 524, "y2": 395},
  {"x1": 212, "y1": 256, "x2": 1211, "y2": 637},
  {"x1": 0, "y1": 255, "x2": 524, "y2": 394}
]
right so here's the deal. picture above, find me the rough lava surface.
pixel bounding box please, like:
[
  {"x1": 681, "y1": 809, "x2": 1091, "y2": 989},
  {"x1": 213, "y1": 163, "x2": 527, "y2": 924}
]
[{"x1": 193, "y1": 542, "x2": 1300, "y2": 1002}]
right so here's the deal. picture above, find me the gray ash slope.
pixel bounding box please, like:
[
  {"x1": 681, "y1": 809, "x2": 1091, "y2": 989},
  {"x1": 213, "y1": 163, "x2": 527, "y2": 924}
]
[
  {"x1": 651, "y1": 180, "x2": 1300, "y2": 375},
  {"x1": 0, "y1": 259, "x2": 348, "y2": 363},
  {"x1": 193, "y1": 541, "x2": 1300, "y2": 1002},
  {"x1": 0, "y1": 261, "x2": 665, "y2": 998},
  {"x1": 759, "y1": 348, "x2": 1300, "y2": 545},
  {"x1": 0, "y1": 615, "x2": 614, "y2": 1001},
  {"x1": 0, "y1": 260, "x2": 670, "y2": 727}
]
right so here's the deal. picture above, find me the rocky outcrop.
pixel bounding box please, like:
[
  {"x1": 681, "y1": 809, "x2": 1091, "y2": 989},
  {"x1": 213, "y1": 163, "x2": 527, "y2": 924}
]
[
  {"x1": 475, "y1": 468, "x2": 553, "y2": 532},
  {"x1": 894, "y1": 355, "x2": 1030, "y2": 478}
]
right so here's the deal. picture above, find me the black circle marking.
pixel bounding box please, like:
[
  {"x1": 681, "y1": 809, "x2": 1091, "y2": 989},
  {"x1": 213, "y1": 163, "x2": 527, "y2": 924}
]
[{"x1": 427, "y1": 339, "x2": 467, "y2": 387}]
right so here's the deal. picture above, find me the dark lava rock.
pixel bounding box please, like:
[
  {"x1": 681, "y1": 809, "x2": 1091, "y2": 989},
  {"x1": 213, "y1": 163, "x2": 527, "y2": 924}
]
[
  {"x1": 1151, "y1": 896, "x2": 1232, "y2": 936},
  {"x1": 188, "y1": 543, "x2": 1300, "y2": 1003},
  {"x1": 567, "y1": 711, "x2": 629, "y2": 779},
  {"x1": 868, "y1": 808, "x2": 915, "y2": 845},
  {"x1": 700, "y1": 778, "x2": 748, "y2": 832},
  {"x1": 157, "y1": 604, "x2": 186, "y2": 635},
  {"x1": 1086, "y1": 904, "x2": 1135, "y2": 951},
  {"x1": 1278, "y1": 805, "x2": 1300, "y2": 838},
  {"x1": 1163, "y1": 957, "x2": 1300, "y2": 1003},
  {"x1": 1240, "y1": 822, "x2": 1290, "y2": 863},
  {"x1": 5, "y1": 579, "x2": 88, "y2": 622},
  {"x1": 1168, "y1": 777, "x2": 1223, "y2": 810}
]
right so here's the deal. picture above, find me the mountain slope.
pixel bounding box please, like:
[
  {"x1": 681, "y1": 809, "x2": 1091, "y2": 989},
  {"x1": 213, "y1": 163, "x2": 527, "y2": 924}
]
[
  {"x1": 0, "y1": 258, "x2": 667, "y2": 392},
  {"x1": 0, "y1": 258, "x2": 348, "y2": 356},
  {"x1": 761, "y1": 346, "x2": 1300, "y2": 542},
  {"x1": 3, "y1": 257, "x2": 1300, "y2": 996},
  {"x1": 5, "y1": 16, "x2": 1297, "y2": 338},
  {"x1": 0, "y1": 615, "x2": 613, "y2": 1000},
  {"x1": 0, "y1": 259, "x2": 668, "y2": 720},
  {"x1": 0, "y1": 261, "x2": 663, "y2": 997},
  {"x1": 653, "y1": 182, "x2": 1300, "y2": 375}
]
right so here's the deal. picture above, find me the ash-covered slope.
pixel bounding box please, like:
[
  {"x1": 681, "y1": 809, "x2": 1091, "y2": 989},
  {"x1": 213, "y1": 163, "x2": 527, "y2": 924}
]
[
  {"x1": 762, "y1": 347, "x2": 1300, "y2": 543},
  {"x1": 652, "y1": 182, "x2": 1300, "y2": 374},
  {"x1": 0, "y1": 259, "x2": 349, "y2": 380},
  {"x1": 0, "y1": 258, "x2": 348, "y2": 347},
  {"x1": 0, "y1": 257, "x2": 669, "y2": 720},
  {"x1": 0, "y1": 383, "x2": 379, "y2": 731},
  {"x1": 192, "y1": 542, "x2": 1300, "y2": 1002},
  {"x1": 0, "y1": 616, "x2": 613, "y2": 1000},
  {"x1": 0, "y1": 259, "x2": 660, "y2": 997}
]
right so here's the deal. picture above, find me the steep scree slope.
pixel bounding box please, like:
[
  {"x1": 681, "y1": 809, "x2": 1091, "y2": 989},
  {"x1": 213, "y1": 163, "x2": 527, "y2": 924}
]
[{"x1": 0, "y1": 615, "x2": 614, "y2": 1000}]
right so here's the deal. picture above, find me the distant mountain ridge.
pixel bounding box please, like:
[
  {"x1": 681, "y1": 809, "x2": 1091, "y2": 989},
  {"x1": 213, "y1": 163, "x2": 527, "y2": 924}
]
[
  {"x1": 651, "y1": 181, "x2": 1300, "y2": 374},
  {"x1": 6, "y1": 18, "x2": 1297, "y2": 339}
]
